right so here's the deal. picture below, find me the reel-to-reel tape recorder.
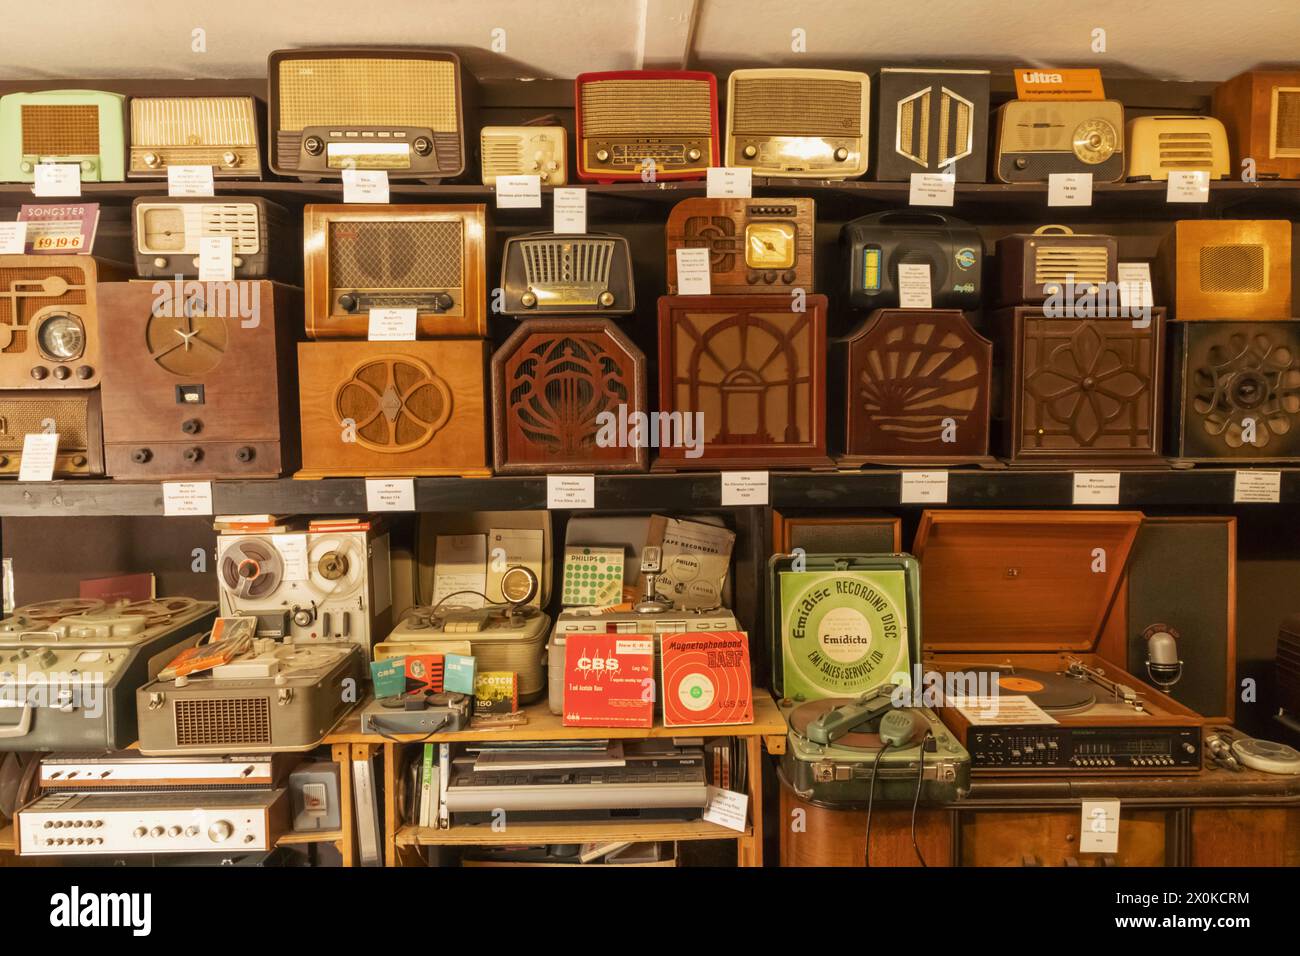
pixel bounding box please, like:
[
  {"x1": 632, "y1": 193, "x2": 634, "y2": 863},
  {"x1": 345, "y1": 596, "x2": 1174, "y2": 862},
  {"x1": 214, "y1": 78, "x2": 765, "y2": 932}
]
[{"x1": 216, "y1": 526, "x2": 392, "y2": 651}]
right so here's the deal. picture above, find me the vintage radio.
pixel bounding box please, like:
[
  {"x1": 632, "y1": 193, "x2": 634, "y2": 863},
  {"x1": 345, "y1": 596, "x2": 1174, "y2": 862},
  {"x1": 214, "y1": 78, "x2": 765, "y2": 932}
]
[
  {"x1": 499, "y1": 231, "x2": 634, "y2": 316},
  {"x1": 1126, "y1": 115, "x2": 1229, "y2": 181},
  {"x1": 996, "y1": 224, "x2": 1118, "y2": 306},
  {"x1": 575, "y1": 70, "x2": 719, "y2": 182},
  {"x1": 480, "y1": 125, "x2": 567, "y2": 186},
  {"x1": 873, "y1": 67, "x2": 990, "y2": 182},
  {"x1": 768, "y1": 552, "x2": 919, "y2": 703},
  {"x1": 0, "y1": 388, "x2": 103, "y2": 477},
  {"x1": 665, "y1": 198, "x2": 815, "y2": 295},
  {"x1": 831, "y1": 308, "x2": 994, "y2": 466},
  {"x1": 1165, "y1": 320, "x2": 1300, "y2": 462},
  {"x1": 0, "y1": 90, "x2": 126, "y2": 182},
  {"x1": 1212, "y1": 70, "x2": 1300, "y2": 180},
  {"x1": 1104, "y1": 517, "x2": 1237, "y2": 722},
  {"x1": 993, "y1": 306, "x2": 1166, "y2": 466},
  {"x1": 296, "y1": 339, "x2": 489, "y2": 478},
  {"x1": 842, "y1": 210, "x2": 982, "y2": 310},
  {"x1": 96, "y1": 281, "x2": 299, "y2": 479},
  {"x1": 724, "y1": 68, "x2": 870, "y2": 179},
  {"x1": 304, "y1": 204, "x2": 487, "y2": 339},
  {"x1": 387, "y1": 604, "x2": 551, "y2": 704},
  {"x1": 267, "y1": 47, "x2": 471, "y2": 181},
  {"x1": 656, "y1": 295, "x2": 831, "y2": 469},
  {"x1": 771, "y1": 511, "x2": 901, "y2": 556},
  {"x1": 217, "y1": 524, "x2": 392, "y2": 650},
  {"x1": 137, "y1": 639, "x2": 364, "y2": 755},
  {"x1": 0, "y1": 255, "x2": 127, "y2": 390},
  {"x1": 1157, "y1": 219, "x2": 1292, "y2": 321},
  {"x1": 994, "y1": 99, "x2": 1126, "y2": 183},
  {"x1": 491, "y1": 318, "x2": 647, "y2": 474},
  {"x1": 547, "y1": 607, "x2": 739, "y2": 715},
  {"x1": 0, "y1": 597, "x2": 217, "y2": 751},
  {"x1": 915, "y1": 510, "x2": 1206, "y2": 775},
  {"x1": 128, "y1": 96, "x2": 261, "y2": 178},
  {"x1": 132, "y1": 197, "x2": 295, "y2": 280}
]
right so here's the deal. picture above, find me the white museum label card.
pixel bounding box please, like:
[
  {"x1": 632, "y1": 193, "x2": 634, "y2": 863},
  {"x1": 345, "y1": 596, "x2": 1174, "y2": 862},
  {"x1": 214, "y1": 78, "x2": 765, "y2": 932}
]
[
  {"x1": 721, "y1": 471, "x2": 770, "y2": 506},
  {"x1": 675, "y1": 247, "x2": 712, "y2": 295},
  {"x1": 898, "y1": 263, "x2": 932, "y2": 309},
  {"x1": 342, "y1": 169, "x2": 390, "y2": 204},
  {"x1": 33, "y1": 164, "x2": 81, "y2": 197},
  {"x1": 496, "y1": 174, "x2": 542, "y2": 208},
  {"x1": 1167, "y1": 170, "x2": 1209, "y2": 203},
  {"x1": 552, "y1": 188, "x2": 588, "y2": 234},
  {"x1": 162, "y1": 481, "x2": 213, "y2": 517},
  {"x1": 1048, "y1": 172, "x2": 1093, "y2": 206},
  {"x1": 1117, "y1": 262, "x2": 1154, "y2": 311},
  {"x1": 900, "y1": 471, "x2": 949, "y2": 504},
  {"x1": 367, "y1": 307, "x2": 418, "y2": 341},
  {"x1": 909, "y1": 172, "x2": 955, "y2": 206},
  {"x1": 706, "y1": 166, "x2": 752, "y2": 198},
  {"x1": 1080, "y1": 799, "x2": 1122, "y2": 854},
  {"x1": 0, "y1": 221, "x2": 28, "y2": 254},
  {"x1": 547, "y1": 475, "x2": 596, "y2": 509},
  {"x1": 198, "y1": 236, "x2": 233, "y2": 282},
  {"x1": 365, "y1": 478, "x2": 416, "y2": 511},
  {"x1": 702, "y1": 786, "x2": 749, "y2": 832},
  {"x1": 18, "y1": 433, "x2": 58, "y2": 482},
  {"x1": 1073, "y1": 472, "x2": 1120, "y2": 505},
  {"x1": 272, "y1": 533, "x2": 310, "y2": 582},
  {"x1": 167, "y1": 165, "x2": 215, "y2": 197},
  {"x1": 1234, "y1": 470, "x2": 1281, "y2": 503}
]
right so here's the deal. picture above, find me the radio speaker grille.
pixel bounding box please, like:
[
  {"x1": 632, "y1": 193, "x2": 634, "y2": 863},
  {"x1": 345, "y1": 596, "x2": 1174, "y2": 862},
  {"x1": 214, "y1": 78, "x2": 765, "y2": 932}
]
[
  {"x1": 203, "y1": 205, "x2": 261, "y2": 251},
  {"x1": 0, "y1": 394, "x2": 89, "y2": 452},
  {"x1": 277, "y1": 58, "x2": 457, "y2": 131},
  {"x1": 0, "y1": 265, "x2": 90, "y2": 354},
  {"x1": 481, "y1": 134, "x2": 523, "y2": 178},
  {"x1": 1034, "y1": 246, "x2": 1112, "y2": 285},
  {"x1": 1157, "y1": 131, "x2": 1214, "y2": 167},
  {"x1": 174, "y1": 697, "x2": 271, "y2": 747},
  {"x1": 1274, "y1": 89, "x2": 1300, "y2": 155},
  {"x1": 130, "y1": 98, "x2": 257, "y2": 147},
  {"x1": 21, "y1": 104, "x2": 99, "y2": 154},
  {"x1": 580, "y1": 80, "x2": 712, "y2": 135},
  {"x1": 328, "y1": 220, "x2": 463, "y2": 289},
  {"x1": 730, "y1": 78, "x2": 861, "y2": 136},
  {"x1": 1199, "y1": 245, "x2": 1266, "y2": 293},
  {"x1": 521, "y1": 238, "x2": 615, "y2": 286}
]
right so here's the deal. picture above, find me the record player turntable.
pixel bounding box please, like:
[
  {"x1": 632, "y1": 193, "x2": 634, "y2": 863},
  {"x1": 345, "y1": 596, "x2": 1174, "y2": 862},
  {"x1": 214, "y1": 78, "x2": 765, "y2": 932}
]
[{"x1": 913, "y1": 510, "x2": 1205, "y2": 775}]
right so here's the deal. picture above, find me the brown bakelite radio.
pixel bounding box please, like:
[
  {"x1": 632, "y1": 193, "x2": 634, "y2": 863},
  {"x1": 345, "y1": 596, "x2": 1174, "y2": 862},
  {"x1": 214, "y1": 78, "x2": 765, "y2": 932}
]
[{"x1": 665, "y1": 197, "x2": 816, "y2": 296}]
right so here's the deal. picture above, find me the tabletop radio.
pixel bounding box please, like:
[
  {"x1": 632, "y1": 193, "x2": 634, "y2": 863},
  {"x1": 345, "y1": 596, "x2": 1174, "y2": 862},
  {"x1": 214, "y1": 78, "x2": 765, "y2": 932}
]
[
  {"x1": 1213, "y1": 70, "x2": 1300, "y2": 179},
  {"x1": 1157, "y1": 219, "x2": 1292, "y2": 321},
  {"x1": 0, "y1": 388, "x2": 103, "y2": 477},
  {"x1": 842, "y1": 210, "x2": 982, "y2": 310},
  {"x1": 129, "y1": 95, "x2": 261, "y2": 178},
  {"x1": 304, "y1": 204, "x2": 487, "y2": 339},
  {"x1": 575, "y1": 70, "x2": 718, "y2": 182},
  {"x1": 996, "y1": 224, "x2": 1118, "y2": 306},
  {"x1": 725, "y1": 68, "x2": 870, "y2": 179},
  {"x1": 873, "y1": 67, "x2": 990, "y2": 182},
  {"x1": 0, "y1": 90, "x2": 126, "y2": 182},
  {"x1": 499, "y1": 231, "x2": 634, "y2": 315},
  {"x1": 994, "y1": 99, "x2": 1126, "y2": 183},
  {"x1": 1126, "y1": 115, "x2": 1229, "y2": 181},
  {"x1": 480, "y1": 125, "x2": 567, "y2": 186},
  {"x1": 132, "y1": 197, "x2": 294, "y2": 279},
  {"x1": 665, "y1": 197, "x2": 815, "y2": 295}
]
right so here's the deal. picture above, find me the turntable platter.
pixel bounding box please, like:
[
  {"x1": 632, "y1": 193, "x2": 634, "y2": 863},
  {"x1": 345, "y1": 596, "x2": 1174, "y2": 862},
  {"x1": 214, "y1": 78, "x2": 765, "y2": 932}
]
[
  {"x1": 790, "y1": 697, "x2": 883, "y2": 750},
  {"x1": 996, "y1": 668, "x2": 1095, "y2": 714}
]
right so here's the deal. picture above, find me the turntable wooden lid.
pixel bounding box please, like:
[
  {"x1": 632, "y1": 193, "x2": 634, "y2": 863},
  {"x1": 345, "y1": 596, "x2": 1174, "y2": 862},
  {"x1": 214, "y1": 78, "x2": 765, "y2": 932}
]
[{"x1": 912, "y1": 510, "x2": 1141, "y2": 654}]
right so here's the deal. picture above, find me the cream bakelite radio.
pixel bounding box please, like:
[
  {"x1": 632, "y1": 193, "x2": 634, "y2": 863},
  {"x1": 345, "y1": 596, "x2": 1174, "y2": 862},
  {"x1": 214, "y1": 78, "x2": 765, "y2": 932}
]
[
  {"x1": 216, "y1": 526, "x2": 392, "y2": 651},
  {"x1": 480, "y1": 125, "x2": 567, "y2": 186}
]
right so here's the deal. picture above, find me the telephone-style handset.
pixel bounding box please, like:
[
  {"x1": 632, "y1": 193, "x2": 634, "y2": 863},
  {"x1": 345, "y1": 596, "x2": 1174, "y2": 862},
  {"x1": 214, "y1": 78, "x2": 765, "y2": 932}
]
[{"x1": 806, "y1": 684, "x2": 928, "y2": 749}]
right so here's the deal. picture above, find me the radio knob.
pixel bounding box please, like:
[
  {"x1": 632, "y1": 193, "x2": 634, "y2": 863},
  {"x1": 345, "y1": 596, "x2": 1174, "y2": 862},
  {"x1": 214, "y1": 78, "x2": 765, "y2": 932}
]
[
  {"x1": 43, "y1": 821, "x2": 52, "y2": 829},
  {"x1": 520, "y1": 292, "x2": 538, "y2": 309},
  {"x1": 52, "y1": 366, "x2": 70, "y2": 380},
  {"x1": 182, "y1": 447, "x2": 203, "y2": 464},
  {"x1": 339, "y1": 294, "x2": 359, "y2": 313},
  {"x1": 596, "y1": 148, "x2": 610, "y2": 163},
  {"x1": 598, "y1": 291, "x2": 615, "y2": 307},
  {"x1": 168, "y1": 826, "x2": 182, "y2": 837},
  {"x1": 413, "y1": 137, "x2": 432, "y2": 156},
  {"x1": 186, "y1": 826, "x2": 199, "y2": 837},
  {"x1": 232, "y1": 256, "x2": 244, "y2": 268},
  {"x1": 834, "y1": 146, "x2": 850, "y2": 162},
  {"x1": 432, "y1": 292, "x2": 453, "y2": 312},
  {"x1": 143, "y1": 152, "x2": 161, "y2": 168},
  {"x1": 80, "y1": 161, "x2": 93, "y2": 172},
  {"x1": 191, "y1": 257, "x2": 201, "y2": 269},
  {"x1": 782, "y1": 270, "x2": 796, "y2": 284},
  {"x1": 1015, "y1": 157, "x2": 1029, "y2": 170},
  {"x1": 75, "y1": 365, "x2": 93, "y2": 380},
  {"x1": 133, "y1": 827, "x2": 146, "y2": 838},
  {"x1": 30, "y1": 367, "x2": 48, "y2": 381},
  {"x1": 304, "y1": 136, "x2": 324, "y2": 156},
  {"x1": 235, "y1": 446, "x2": 255, "y2": 463},
  {"x1": 762, "y1": 272, "x2": 777, "y2": 284},
  {"x1": 746, "y1": 273, "x2": 760, "y2": 285},
  {"x1": 687, "y1": 148, "x2": 702, "y2": 162},
  {"x1": 150, "y1": 826, "x2": 164, "y2": 837},
  {"x1": 1183, "y1": 742, "x2": 1196, "y2": 754},
  {"x1": 181, "y1": 418, "x2": 202, "y2": 435},
  {"x1": 221, "y1": 151, "x2": 238, "y2": 167},
  {"x1": 0, "y1": 456, "x2": 8, "y2": 467},
  {"x1": 20, "y1": 161, "x2": 33, "y2": 173},
  {"x1": 153, "y1": 257, "x2": 168, "y2": 269},
  {"x1": 44, "y1": 838, "x2": 53, "y2": 846},
  {"x1": 208, "y1": 820, "x2": 233, "y2": 843},
  {"x1": 743, "y1": 144, "x2": 758, "y2": 159},
  {"x1": 131, "y1": 448, "x2": 152, "y2": 464}
]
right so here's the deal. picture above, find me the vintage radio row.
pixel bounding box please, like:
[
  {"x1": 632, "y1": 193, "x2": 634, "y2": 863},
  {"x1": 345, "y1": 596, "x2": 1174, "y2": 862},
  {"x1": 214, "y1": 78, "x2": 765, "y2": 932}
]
[
  {"x1": 3, "y1": 55, "x2": 1300, "y2": 184},
  {"x1": 0, "y1": 193, "x2": 1296, "y2": 478}
]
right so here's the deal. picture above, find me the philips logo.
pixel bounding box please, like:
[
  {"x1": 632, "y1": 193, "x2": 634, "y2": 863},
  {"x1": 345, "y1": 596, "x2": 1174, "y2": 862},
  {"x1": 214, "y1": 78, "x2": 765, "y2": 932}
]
[{"x1": 1021, "y1": 72, "x2": 1064, "y2": 84}]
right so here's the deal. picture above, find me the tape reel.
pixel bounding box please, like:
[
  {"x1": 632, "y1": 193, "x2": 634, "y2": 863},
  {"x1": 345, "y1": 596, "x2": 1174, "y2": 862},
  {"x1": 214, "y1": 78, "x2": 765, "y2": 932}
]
[
  {"x1": 219, "y1": 536, "x2": 284, "y2": 600},
  {"x1": 10, "y1": 598, "x2": 106, "y2": 626},
  {"x1": 308, "y1": 536, "x2": 364, "y2": 601}
]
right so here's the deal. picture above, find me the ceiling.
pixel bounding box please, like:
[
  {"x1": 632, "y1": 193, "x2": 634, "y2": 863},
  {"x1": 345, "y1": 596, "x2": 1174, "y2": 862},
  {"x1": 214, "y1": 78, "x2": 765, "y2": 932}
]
[{"x1": 1, "y1": 0, "x2": 1297, "y2": 83}]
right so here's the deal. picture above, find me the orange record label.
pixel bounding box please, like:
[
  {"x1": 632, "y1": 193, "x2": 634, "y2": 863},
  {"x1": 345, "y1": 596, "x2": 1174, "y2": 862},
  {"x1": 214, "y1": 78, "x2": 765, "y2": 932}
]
[
  {"x1": 1014, "y1": 68, "x2": 1106, "y2": 101},
  {"x1": 998, "y1": 675, "x2": 1045, "y2": 693},
  {"x1": 661, "y1": 631, "x2": 753, "y2": 727}
]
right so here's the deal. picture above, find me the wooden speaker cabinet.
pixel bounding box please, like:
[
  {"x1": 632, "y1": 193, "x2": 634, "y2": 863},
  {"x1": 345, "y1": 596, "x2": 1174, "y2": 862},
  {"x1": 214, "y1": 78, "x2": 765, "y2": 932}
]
[
  {"x1": 1158, "y1": 220, "x2": 1292, "y2": 321},
  {"x1": 0, "y1": 388, "x2": 103, "y2": 477},
  {"x1": 655, "y1": 295, "x2": 831, "y2": 470},
  {"x1": 994, "y1": 306, "x2": 1165, "y2": 467},
  {"x1": 0, "y1": 255, "x2": 128, "y2": 390},
  {"x1": 97, "y1": 281, "x2": 299, "y2": 479},
  {"x1": 303, "y1": 204, "x2": 488, "y2": 339},
  {"x1": 297, "y1": 340, "x2": 489, "y2": 478},
  {"x1": 771, "y1": 510, "x2": 901, "y2": 555},
  {"x1": 1213, "y1": 71, "x2": 1300, "y2": 180},
  {"x1": 959, "y1": 809, "x2": 1173, "y2": 866},
  {"x1": 779, "y1": 779, "x2": 954, "y2": 867},
  {"x1": 491, "y1": 318, "x2": 647, "y2": 474},
  {"x1": 1166, "y1": 320, "x2": 1300, "y2": 462},
  {"x1": 832, "y1": 308, "x2": 994, "y2": 466}
]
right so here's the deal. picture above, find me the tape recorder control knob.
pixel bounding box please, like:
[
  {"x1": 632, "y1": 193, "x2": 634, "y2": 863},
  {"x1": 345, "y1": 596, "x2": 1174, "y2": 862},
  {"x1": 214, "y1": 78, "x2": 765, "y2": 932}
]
[
  {"x1": 207, "y1": 821, "x2": 233, "y2": 843},
  {"x1": 143, "y1": 152, "x2": 161, "y2": 168}
]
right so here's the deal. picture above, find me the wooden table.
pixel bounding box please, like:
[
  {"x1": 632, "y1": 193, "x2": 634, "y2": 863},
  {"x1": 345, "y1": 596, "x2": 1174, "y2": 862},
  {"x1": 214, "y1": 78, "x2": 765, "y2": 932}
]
[{"x1": 325, "y1": 691, "x2": 787, "y2": 867}]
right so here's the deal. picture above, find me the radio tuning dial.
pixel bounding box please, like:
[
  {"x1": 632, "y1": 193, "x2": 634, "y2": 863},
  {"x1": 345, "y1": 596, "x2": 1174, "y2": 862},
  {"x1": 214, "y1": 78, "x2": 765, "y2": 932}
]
[
  {"x1": 207, "y1": 820, "x2": 233, "y2": 843},
  {"x1": 143, "y1": 152, "x2": 161, "y2": 168},
  {"x1": 432, "y1": 293, "x2": 454, "y2": 312},
  {"x1": 687, "y1": 148, "x2": 702, "y2": 162},
  {"x1": 304, "y1": 136, "x2": 324, "y2": 156},
  {"x1": 339, "y1": 294, "x2": 359, "y2": 313},
  {"x1": 414, "y1": 137, "x2": 432, "y2": 156},
  {"x1": 743, "y1": 145, "x2": 758, "y2": 159},
  {"x1": 596, "y1": 148, "x2": 610, "y2": 163}
]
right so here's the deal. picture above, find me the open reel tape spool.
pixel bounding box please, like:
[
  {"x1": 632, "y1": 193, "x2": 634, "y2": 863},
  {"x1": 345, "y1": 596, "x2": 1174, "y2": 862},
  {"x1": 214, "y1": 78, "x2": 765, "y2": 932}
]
[
  {"x1": 220, "y1": 536, "x2": 285, "y2": 600},
  {"x1": 1231, "y1": 737, "x2": 1300, "y2": 775},
  {"x1": 8, "y1": 598, "x2": 106, "y2": 627},
  {"x1": 307, "y1": 536, "x2": 364, "y2": 601}
]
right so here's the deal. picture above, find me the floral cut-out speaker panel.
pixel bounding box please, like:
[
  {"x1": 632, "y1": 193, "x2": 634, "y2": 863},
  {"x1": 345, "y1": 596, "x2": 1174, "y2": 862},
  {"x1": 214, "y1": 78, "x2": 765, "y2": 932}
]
[
  {"x1": 995, "y1": 307, "x2": 1165, "y2": 466},
  {"x1": 835, "y1": 309, "x2": 992, "y2": 464},
  {"x1": 1167, "y1": 320, "x2": 1300, "y2": 462},
  {"x1": 296, "y1": 340, "x2": 489, "y2": 478},
  {"x1": 491, "y1": 318, "x2": 647, "y2": 473},
  {"x1": 655, "y1": 295, "x2": 830, "y2": 469}
]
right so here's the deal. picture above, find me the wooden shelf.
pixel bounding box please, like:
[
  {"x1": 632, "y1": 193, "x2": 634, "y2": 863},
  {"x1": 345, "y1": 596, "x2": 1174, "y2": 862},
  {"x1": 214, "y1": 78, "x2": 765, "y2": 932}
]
[
  {"x1": 327, "y1": 690, "x2": 785, "y2": 744},
  {"x1": 396, "y1": 818, "x2": 746, "y2": 847},
  {"x1": 276, "y1": 828, "x2": 343, "y2": 847}
]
